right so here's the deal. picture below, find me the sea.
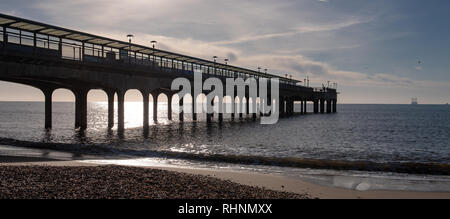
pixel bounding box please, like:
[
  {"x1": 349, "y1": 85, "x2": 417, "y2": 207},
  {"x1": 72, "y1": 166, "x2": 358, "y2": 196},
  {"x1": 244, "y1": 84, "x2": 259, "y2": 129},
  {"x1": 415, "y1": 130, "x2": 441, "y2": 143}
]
[{"x1": 0, "y1": 102, "x2": 449, "y2": 192}]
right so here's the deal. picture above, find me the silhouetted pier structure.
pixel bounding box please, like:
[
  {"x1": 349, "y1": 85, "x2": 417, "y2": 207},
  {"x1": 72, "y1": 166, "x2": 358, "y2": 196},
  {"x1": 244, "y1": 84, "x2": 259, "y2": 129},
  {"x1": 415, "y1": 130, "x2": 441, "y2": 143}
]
[{"x1": 0, "y1": 14, "x2": 337, "y2": 131}]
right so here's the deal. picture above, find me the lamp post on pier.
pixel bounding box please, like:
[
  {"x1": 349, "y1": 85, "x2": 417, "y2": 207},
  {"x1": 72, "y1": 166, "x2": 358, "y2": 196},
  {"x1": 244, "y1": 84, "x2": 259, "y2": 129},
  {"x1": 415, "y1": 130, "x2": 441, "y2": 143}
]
[
  {"x1": 150, "y1": 40, "x2": 157, "y2": 65},
  {"x1": 213, "y1": 56, "x2": 218, "y2": 75},
  {"x1": 224, "y1": 58, "x2": 229, "y2": 77},
  {"x1": 151, "y1": 40, "x2": 157, "y2": 49},
  {"x1": 126, "y1": 34, "x2": 134, "y2": 64}
]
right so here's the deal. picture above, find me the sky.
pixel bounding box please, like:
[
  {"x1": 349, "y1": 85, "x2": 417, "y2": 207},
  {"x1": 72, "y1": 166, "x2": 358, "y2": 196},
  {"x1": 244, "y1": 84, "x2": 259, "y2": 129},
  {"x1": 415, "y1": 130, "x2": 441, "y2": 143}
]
[{"x1": 0, "y1": 0, "x2": 449, "y2": 104}]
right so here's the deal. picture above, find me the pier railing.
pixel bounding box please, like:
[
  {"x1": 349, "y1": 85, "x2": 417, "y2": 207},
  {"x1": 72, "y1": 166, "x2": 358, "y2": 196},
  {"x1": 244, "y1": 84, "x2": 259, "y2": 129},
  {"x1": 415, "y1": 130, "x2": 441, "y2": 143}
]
[{"x1": 313, "y1": 87, "x2": 337, "y2": 93}]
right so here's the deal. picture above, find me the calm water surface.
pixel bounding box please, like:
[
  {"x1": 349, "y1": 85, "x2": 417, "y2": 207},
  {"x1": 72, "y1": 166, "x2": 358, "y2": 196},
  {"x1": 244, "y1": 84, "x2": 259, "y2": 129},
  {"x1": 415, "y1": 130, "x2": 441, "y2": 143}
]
[
  {"x1": 1, "y1": 102, "x2": 450, "y2": 191},
  {"x1": 0, "y1": 102, "x2": 448, "y2": 163}
]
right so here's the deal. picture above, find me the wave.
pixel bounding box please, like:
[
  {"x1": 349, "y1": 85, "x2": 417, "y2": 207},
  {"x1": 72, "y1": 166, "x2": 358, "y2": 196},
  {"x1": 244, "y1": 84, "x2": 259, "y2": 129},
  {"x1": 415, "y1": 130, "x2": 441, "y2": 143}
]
[
  {"x1": 140, "y1": 151, "x2": 450, "y2": 176},
  {"x1": 1, "y1": 137, "x2": 449, "y2": 176}
]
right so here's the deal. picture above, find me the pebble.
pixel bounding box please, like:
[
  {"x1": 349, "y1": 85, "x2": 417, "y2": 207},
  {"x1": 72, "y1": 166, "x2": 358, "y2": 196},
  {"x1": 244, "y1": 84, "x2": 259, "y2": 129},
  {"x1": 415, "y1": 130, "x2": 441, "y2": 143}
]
[{"x1": 0, "y1": 166, "x2": 311, "y2": 199}]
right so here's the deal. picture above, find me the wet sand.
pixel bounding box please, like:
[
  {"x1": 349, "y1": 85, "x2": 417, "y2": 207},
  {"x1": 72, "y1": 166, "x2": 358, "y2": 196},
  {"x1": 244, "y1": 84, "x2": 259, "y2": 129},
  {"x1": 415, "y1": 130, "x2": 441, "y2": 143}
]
[
  {"x1": 156, "y1": 166, "x2": 450, "y2": 199},
  {"x1": 1, "y1": 156, "x2": 450, "y2": 199}
]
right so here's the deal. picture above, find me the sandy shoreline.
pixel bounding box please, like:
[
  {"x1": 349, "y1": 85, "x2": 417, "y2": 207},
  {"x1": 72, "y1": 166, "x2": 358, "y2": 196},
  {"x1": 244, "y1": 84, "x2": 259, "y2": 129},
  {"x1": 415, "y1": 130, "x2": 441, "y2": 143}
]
[{"x1": 1, "y1": 155, "x2": 449, "y2": 199}]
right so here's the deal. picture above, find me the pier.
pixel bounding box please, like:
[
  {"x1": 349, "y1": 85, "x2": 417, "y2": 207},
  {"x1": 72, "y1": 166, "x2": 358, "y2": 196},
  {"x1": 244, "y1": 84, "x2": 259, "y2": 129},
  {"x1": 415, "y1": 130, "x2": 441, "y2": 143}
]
[{"x1": 0, "y1": 13, "x2": 337, "y2": 131}]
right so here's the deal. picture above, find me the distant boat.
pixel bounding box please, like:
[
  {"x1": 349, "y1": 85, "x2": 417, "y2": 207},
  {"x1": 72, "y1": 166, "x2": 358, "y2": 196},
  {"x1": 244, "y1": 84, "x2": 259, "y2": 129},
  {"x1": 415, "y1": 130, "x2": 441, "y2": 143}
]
[{"x1": 411, "y1": 98, "x2": 418, "y2": 105}]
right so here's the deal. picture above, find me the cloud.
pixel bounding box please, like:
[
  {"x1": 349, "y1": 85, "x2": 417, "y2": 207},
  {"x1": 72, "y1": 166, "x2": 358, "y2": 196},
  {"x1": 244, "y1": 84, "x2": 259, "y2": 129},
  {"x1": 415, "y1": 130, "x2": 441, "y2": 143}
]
[
  {"x1": 0, "y1": 0, "x2": 449, "y2": 103},
  {"x1": 90, "y1": 26, "x2": 449, "y2": 91},
  {"x1": 230, "y1": 54, "x2": 450, "y2": 90},
  {"x1": 213, "y1": 18, "x2": 371, "y2": 46}
]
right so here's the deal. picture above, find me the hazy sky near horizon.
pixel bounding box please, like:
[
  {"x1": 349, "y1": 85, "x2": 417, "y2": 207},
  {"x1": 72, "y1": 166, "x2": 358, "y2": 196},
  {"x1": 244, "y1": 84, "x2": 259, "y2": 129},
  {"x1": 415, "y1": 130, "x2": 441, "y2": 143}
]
[{"x1": 0, "y1": 0, "x2": 449, "y2": 104}]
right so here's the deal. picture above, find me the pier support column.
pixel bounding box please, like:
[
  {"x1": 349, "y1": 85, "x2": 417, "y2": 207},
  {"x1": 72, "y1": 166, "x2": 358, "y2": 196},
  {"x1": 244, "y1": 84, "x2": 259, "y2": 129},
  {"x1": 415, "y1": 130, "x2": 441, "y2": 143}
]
[
  {"x1": 259, "y1": 98, "x2": 263, "y2": 117},
  {"x1": 320, "y1": 99, "x2": 325, "y2": 114},
  {"x1": 314, "y1": 100, "x2": 319, "y2": 114},
  {"x1": 267, "y1": 94, "x2": 273, "y2": 116},
  {"x1": 43, "y1": 88, "x2": 54, "y2": 129},
  {"x1": 153, "y1": 93, "x2": 158, "y2": 122},
  {"x1": 117, "y1": 90, "x2": 125, "y2": 132},
  {"x1": 206, "y1": 97, "x2": 213, "y2": 123},
  {"x1": 231, "y1": 97, "x2": 235, "y2": 119},
  {"x1": 218, "y1": 97, "x2": 223, "y2": 122},
  {"x1": 284, "y1": 98, "x2": 288, "y2": 116},
  {"x1": 141, "y1": 90, "x2": 149, "y2": 130},
  {"x1": 191, "y1": 92, "x2": 197, "y2": 121},
  {"x1": 246, "y1": 97, "x2": 250, "y2": 116},
  {"x1": 105, "y1": 90, "x2": 115, "y2": 129},
  {"x1": 279, "y1": 97, "x2": 285, "y2": 117},
  {"x1": 284, "y1": 98, "x2": 291, "y2": 116},
  {"x1": 179, "y1": 97, "x2": 184, "y2": 122},
  {"x1": 333, "y1": 99, "x2": 337, "y2": 113},
  {"x1": 192, "y1": 97, "x2": 197, "y2": 121},
  {"x1": 259, "y1": 100, "x2": 262, "y2": 117},
  {"x1": 239, "y1": 98, "x2": 243, "y2": 118},
  {"x1": 75, "y1": 88, "x2": 88, "y2": 130},
  {"x1": 167, "y1": 95, "x2": 173, "y2": 121},
  {"x1": 326, "y1": 99, "x2": 332, "y2": 113},
  {"x1": 250, "y1": 98, "x2": 257, "y2": 119},
  {"x1": 304, "y1": 100, "x2": 307, "y2": 114},
  {"x1": 218, "y1": 112, "x2": 223, "y2": 122},
  {"x1": 300, "y1": 100, "x2": 304, "y2": 114}
]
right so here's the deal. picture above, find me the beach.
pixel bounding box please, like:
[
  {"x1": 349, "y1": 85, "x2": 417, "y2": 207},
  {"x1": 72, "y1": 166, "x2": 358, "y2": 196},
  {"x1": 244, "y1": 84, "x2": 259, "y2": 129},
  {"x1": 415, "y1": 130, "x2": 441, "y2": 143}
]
[
  {"x1": 1, "y1": 155, "x2": 449, "y2": 199},
  {"x1": 0, "y1": 156, "x2": 308, "y2": 199}
]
